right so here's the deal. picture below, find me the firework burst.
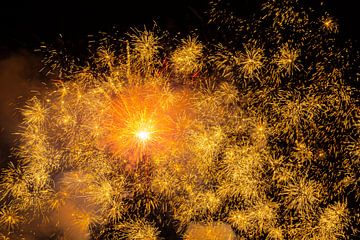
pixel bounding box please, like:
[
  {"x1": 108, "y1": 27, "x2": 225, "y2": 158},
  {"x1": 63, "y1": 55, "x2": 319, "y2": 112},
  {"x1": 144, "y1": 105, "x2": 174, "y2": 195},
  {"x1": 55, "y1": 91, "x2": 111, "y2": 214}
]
[{"x1": 0, "y1": 0, "x2": 359, "y2": 239}]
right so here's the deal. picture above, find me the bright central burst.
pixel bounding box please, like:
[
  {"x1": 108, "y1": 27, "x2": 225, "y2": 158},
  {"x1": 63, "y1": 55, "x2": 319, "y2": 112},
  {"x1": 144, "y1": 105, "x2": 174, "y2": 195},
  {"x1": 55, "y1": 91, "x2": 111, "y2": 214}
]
[
  {"x1": 102, "y1": 83, "x2": 195, "y2": 164},
  {"x1": 136, "y1": 130, "x2": 151, "y2": 142}
]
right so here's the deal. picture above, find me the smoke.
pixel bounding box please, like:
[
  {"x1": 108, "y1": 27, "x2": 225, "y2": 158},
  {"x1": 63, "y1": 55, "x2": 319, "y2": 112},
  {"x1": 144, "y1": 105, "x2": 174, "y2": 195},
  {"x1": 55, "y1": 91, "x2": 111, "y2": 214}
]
[
  {"x1": 184, "y1": 222, "x2": 237, "y2": 240},
  {"x1": 17, "y1": 172, "x2": 94, "y2": 239},
  {"x1": 0, "y1": 50, "x2": 42, "y2": 164},
  {"x1": 45, "y1": 172, "x2": 94, "y2": 240},
  {"x1": 46, "y1": 198, "x2": 91, "y2": 240},
  {"x1": 17, "y1": 200, "x2": 91, "y2": 240},
  {"x1": 0, "y1": 52, "x2": 91, "y2": 239}
]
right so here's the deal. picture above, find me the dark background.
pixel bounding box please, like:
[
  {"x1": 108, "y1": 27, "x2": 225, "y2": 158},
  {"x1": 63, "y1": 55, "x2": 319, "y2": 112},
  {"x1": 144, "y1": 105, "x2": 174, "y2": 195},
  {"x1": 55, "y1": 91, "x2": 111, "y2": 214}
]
[
  {"x1": 1, "y1": 0, "x2": 359, "y2": 53},
  {"x1": 0, "y1": 0, "x2": 359, "y2": 163}
]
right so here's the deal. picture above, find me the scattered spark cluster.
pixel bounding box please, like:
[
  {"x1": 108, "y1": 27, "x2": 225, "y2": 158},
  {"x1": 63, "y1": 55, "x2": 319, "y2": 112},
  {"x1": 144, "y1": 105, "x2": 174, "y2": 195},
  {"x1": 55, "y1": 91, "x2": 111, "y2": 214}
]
[{"x1": 1, "y1": 0, "x2": 359, "y2": 239}]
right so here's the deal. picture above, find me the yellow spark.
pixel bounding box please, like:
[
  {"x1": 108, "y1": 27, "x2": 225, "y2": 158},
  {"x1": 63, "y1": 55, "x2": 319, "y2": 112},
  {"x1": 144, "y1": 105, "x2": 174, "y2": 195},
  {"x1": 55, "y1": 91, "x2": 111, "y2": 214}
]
[
  {"x1": 238, "y1": 43, "x2": 264, "y2": 79},
  {"x1": 281, "y1": 177, "x2": 323, "y2": 217},
  {"x1": 322, "y1": 16, "x2": 339, "y2": 33},
  {"x1": 116, "y1": 219, "x2": 160, "y2": 240},
  {"x1": 274, "y1": 44, "x2": 300, "y2": 75},
  {"x1": 266, "y1": 227, "x2": 284, "y2": 240},
  {"x1": 171, "y1": 36, "x2": 203, "y2": 75},
  {"x1": 0, "y1": 206, "x2": 23, "y2": 230},
  {"x1": 315, "y1": 202, "x2": 349, "y2": 239},
  {"x1": 130, "y1": 28, "x2": 161, "y2": 64}
]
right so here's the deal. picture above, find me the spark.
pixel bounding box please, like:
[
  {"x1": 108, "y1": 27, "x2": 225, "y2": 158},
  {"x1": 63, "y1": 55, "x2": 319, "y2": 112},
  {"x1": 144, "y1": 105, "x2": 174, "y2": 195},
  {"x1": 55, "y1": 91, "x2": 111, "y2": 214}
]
[
  {"x1": 322, "y1": 16, "x2": 339, "y2": 33},
  {"x1": 274, "y1": 43, "x2": 300, "y2": 76},
  {"x1": 238, "y1": 43, "x2": 264, "y2": 79},
  {"x1": 171, "y1": 36, "x2": 203, "y2": 75},
  {"x1": 280, "y1": 177, "x2": 322, "y2": 217},
  {"x1": 0, "y1": 206, "x2": 23, "y2": 231}
]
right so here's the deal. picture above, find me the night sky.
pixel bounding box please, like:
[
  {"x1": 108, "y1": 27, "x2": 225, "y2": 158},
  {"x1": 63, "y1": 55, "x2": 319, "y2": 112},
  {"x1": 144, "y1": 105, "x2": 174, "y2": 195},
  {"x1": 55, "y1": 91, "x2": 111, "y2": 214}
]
[
  {"x1": 0, "y1": 0, "x2": 359, "y2": 162},
  {"x1": 1, "y1": 0, "x2": 359, "y2": 52}
]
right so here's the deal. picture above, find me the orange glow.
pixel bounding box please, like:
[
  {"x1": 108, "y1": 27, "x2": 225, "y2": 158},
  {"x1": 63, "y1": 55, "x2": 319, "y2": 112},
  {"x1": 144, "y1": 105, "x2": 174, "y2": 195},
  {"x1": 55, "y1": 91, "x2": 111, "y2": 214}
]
[{"x1": 101, "y1": 82, "x2": 195, "y2": 165}]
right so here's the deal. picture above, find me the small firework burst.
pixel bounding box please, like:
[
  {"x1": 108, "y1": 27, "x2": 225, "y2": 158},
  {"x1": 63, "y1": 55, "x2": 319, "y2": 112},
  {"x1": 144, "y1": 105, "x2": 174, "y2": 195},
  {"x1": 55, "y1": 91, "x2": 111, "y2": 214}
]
[
  {"x1": 116, "y1": 219, "x2": 160, "y2": 240},
  {"x1": 274, "y1": 43, "x2": 300, "y2": 76},
  {"x1": 171, "y1": 36, "x2": 204, "y2": 75},
  {"x1": 238, "y1": 43, "x2": 265, "y2": 79},
  {"x1": 0, "y1": 206, "x2": 23, "y2": 231}
]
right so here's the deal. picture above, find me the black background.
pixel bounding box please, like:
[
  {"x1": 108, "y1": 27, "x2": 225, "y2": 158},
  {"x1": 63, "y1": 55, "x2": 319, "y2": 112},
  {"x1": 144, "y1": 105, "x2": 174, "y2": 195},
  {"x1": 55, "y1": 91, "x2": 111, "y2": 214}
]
[{"x1": 1, "y1": 0, "x2": 359, "y2": 54}]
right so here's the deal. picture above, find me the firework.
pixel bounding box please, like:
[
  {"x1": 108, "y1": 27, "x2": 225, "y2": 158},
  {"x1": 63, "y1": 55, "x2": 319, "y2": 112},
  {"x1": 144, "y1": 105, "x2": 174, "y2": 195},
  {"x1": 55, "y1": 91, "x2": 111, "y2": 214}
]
[{"x1": 0, "y1": 0, "x2": 359, "y2": 239}]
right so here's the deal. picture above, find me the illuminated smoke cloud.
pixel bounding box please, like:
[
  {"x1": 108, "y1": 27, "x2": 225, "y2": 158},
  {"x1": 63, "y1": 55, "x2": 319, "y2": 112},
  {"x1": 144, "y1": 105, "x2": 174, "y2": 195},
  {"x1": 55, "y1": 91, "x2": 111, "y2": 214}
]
[{"x1": 184, "y1": 222, "x2": 236, "y2": 240}]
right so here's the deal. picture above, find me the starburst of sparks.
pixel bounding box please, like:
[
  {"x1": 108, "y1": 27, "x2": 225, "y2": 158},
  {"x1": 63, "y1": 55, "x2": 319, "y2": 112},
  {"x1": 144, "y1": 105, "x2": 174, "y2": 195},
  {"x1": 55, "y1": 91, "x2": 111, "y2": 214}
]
[{"x1": 0, "y1": 0, "x2": 359, "y2": 239}]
